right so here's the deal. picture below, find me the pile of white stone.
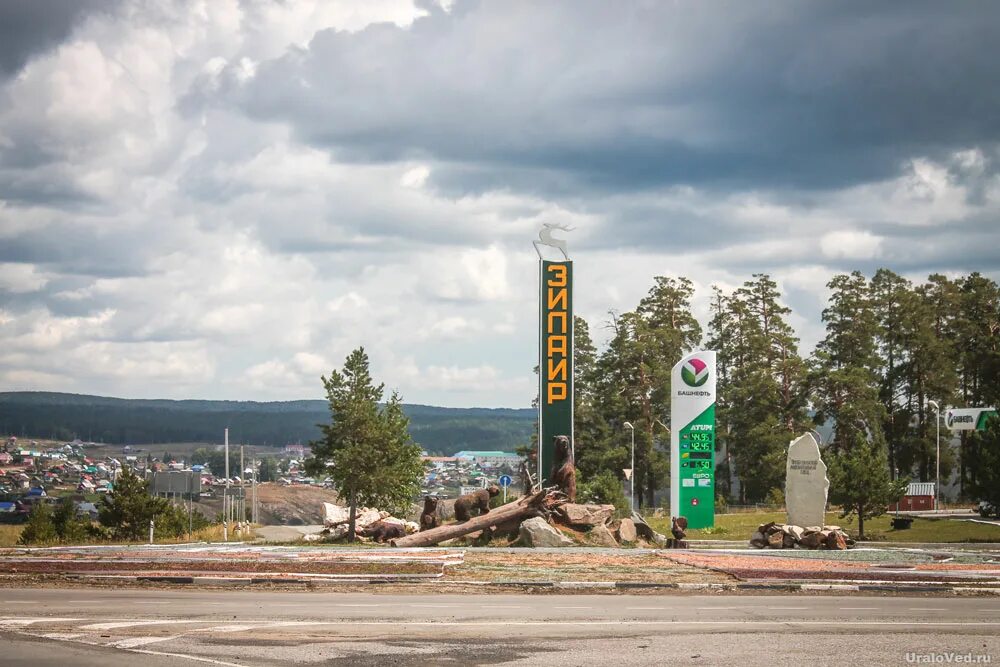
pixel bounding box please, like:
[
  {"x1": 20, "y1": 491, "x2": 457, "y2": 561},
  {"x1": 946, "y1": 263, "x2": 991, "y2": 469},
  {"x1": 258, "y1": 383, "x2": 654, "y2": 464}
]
[
  {"x1": 308, "y1": 502, "x2": 418, "y2": 541},
  {"x1": 749, "y1": 521, "x2": 855, "y2": 550}
]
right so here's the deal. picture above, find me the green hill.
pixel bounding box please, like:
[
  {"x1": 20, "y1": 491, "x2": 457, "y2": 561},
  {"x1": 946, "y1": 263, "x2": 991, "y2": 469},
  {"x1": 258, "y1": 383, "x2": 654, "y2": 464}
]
[{"x1": 0, "y1": 392, "x2": 534, "y2": 455}]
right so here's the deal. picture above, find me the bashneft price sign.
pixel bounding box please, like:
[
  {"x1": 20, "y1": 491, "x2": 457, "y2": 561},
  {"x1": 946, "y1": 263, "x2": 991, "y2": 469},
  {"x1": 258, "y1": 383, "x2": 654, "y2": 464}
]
[{"x1": 671, "y1": 350, "x2": 717, "y2": 529}]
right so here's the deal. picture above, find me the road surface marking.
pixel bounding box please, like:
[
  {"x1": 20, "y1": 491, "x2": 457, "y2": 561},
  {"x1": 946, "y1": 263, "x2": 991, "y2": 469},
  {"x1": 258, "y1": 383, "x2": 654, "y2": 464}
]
[
  {"x1": 112, "y1": 635, "x2": 180, "y2": 648},
  {"x1": 335, "y1": 604, "x2": 382, "y2": 608},
  {"x1": 38, "y1": 633, "x2": 83, "y2": 640},
  {"x1": 627, "y1": 607, "x2": 665, "y2": 611},
  {"x1": 195, "y1": 625, "x2": 257, "y2": 633},
  {"x1": 0, "y1": 617, "x2": 80, "y2": 626},
  {"x1": 909, "y1": 608, "x2": 947, "y2": 612},
  {"x1": 553, "y1": 606, "x2": 592, "y2": 610},
  {"x1": 79, "y1": 620, "x2": 195, "y2": 630},
  {"x1": 840, "y1": 607, "x2": 879, "y2": 610},
  {"x1": 485, "y1": 606, "x2": 524, "y2": 609},
  {"x1": 134, "y1": 601, "x2": 170, "y2": 605},
  {"x1": 127, "y1": 648, "x2": 245, "y2": 667},
  {"x1": 5, "y1": 601, "x2": 33, "y2": 604},
  {"x1": 409, "y1": 604, "x2": 452, "y2": 608},
  {"x1": 290, "y1": 620, "x2": 1000, "y2": 628},
  {"x1": 697, "y1": 607, "x2": 738, "y2": 610},
  {"x1": 767, "y1": 607, "x2": 807, "y2": 610}
]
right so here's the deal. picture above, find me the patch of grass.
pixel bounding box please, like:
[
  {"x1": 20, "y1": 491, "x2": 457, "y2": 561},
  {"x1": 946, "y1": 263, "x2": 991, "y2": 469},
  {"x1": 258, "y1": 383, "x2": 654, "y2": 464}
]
[
  {"x1": 0, "y1": 522, "x2": 244, "y2": 547},
  {"x1": 0, "y1": 524, "x2": 24, "y2": 547},
  {"x1": 647, "y1": 511, "x2": 1000, "y2": 543},
  {"x1": 155, "y1": 523, "x2": 253, "y2": 543}
]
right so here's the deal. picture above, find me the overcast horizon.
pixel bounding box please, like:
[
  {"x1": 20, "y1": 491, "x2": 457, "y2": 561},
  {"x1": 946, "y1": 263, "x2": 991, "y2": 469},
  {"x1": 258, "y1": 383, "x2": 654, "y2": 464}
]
[{"x1": 1, "y1": 1, "x2": 998, "y2": 408}]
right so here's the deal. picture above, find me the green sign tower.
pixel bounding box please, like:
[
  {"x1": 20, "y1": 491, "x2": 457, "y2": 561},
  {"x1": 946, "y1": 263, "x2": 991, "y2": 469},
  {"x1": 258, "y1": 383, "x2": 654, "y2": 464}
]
[
  {"x1": 538, "y1": 260, "x2": 573, "y2": 484},
  {"x1": 534, "y1": 224, "x2": 575, "y2": 485},
  {"x1": 670, "y1": 350, "x2": 717, "y2": 529}
]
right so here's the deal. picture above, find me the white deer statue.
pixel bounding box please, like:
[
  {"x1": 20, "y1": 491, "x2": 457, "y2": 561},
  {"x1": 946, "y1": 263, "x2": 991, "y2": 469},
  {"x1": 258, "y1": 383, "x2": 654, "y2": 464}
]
[{"x1": 533, "y1": 223, "x2": 575, "y2": 260}]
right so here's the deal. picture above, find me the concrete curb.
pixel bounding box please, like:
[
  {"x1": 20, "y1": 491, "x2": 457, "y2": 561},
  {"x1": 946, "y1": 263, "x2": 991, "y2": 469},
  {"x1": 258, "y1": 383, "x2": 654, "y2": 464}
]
[{"x1": 57, "y1": 573, "x2": 1000, "y2": 594}]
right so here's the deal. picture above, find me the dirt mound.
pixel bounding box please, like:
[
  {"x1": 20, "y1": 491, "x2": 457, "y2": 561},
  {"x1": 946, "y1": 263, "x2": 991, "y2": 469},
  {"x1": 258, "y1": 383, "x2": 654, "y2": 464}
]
[
  {"x1": 254, "y1": 483, "x2": 341, "y2": 525},
  {"x1": 191, "y1": 484, "x2": 340, "y2": 525}
]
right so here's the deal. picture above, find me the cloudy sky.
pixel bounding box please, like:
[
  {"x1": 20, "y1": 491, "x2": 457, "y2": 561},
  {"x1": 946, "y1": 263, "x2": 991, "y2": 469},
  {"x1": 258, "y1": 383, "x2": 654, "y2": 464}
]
[{"x1": 0, "y1": 1, "x2": 998, "y2": 408}]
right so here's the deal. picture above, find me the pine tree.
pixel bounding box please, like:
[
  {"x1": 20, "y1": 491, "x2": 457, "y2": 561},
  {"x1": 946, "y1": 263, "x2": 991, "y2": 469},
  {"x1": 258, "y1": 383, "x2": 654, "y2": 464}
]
[
  {"x1": 810, "y1": 272, "x2": 884, "y2": 452},
  {"x1": 592, "y1": 277, "x2": 700, "y2": 507},
  {"x1": 827, "y1": 434, "x2": 908, "y2": 538},
  {"x1": 707, "y1": 286, "x2": 735, "y2": 498},
  {"x1": 968, "y1": 415, "x2": 1000, "y2": 513},
  {"x1": 19, "y1": 502, "x2": 58, "y2": 545},
  {"x1": 52, "y1": 496, "x2": 89, "y2": 542},
  {"x1": 596, "y1": 310, "x2": 658, "y2": 508},
  {"x1": 955, "y1": 274, "x2": 1000, "y2": 494},
  {"x1": 871, "y1": 268, "x2": 912, "y2": 477},
  {"x1": 709, "y1": 275, "x2": 808, "y2": 502},
  {"x1": 257, "y1": 457, "x2": 279, "y2": 483},
  {"x1": 812, "y1": 272, "x2": 905, "y2": 536},
  {"x1": 899, "y1": 276, "x2": 959, "y2": 484},
  {"x1": 635, "y1": 276, "x2": 701, "y2": 506},
  {"x1": 99, "y1": 467, "x2": 172, "y2": 541},
  {"x1": 573, "y1": 316, "x2": 621, "y2": 482},
  {"x1": 305, "y1": 347, "x2": 425, "y2": 541}
]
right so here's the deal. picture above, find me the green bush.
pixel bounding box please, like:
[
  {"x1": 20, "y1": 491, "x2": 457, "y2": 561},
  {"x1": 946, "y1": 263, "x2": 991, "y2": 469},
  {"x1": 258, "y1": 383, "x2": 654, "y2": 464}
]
[
  {"x1": 715, "y1": 494, "x2": 729, "y2": 514},
  {"x1": 577, "y1": 470, "x2": 630, "y2": 517},
  {"x1": 154, "y1": 502, "x2": 211, "y2": 538},
  {"x1": 19, "y1": 503, "x2": 58, "y2": 545},
  {"x1": 765, "y1": 487, "x2": 785, "y2": 508},
  {"x1": 52, "y1": 497, "x2": 93, "y2": 543}
]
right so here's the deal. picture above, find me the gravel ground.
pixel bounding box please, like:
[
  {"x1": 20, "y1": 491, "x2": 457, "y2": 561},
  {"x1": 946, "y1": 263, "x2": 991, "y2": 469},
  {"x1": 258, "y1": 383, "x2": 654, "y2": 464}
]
[{"x1": 658, "y1": 551, "x2": 1000, "y2": 582}]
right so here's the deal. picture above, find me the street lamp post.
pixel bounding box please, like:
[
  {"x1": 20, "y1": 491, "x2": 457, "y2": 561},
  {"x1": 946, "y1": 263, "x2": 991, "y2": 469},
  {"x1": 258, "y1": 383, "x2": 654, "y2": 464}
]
[
  {"x1": 623, "y1": 421, "x2": 635, "y2": 512},
  {"x1": 928, "y1": 400, "x2": 941, "y2": 512}
]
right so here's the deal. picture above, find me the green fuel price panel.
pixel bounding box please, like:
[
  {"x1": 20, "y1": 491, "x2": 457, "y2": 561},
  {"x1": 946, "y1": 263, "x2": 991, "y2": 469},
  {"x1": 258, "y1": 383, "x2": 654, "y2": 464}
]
[{"x1": 678, "y1": 406, "x2": 716, "y2": 528}]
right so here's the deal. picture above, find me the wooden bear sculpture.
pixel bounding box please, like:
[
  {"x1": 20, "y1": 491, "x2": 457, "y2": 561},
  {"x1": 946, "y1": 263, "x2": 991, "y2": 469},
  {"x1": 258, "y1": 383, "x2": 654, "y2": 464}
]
[
  {"x1": 420, "y1": 496, "x2": 441, "y2": 531},
  {"x1": 454, "y1": 485, "x2": 499, "y2": 522},
  {"x1": 669, "y1": 516, "x2": 689, "y2": 549},
  {"x1": 361, "y1": 520, "x2": 406, "y2": 543},
  {"x1": 549, "y1": 435, "x2": 576, "y2": 502}
]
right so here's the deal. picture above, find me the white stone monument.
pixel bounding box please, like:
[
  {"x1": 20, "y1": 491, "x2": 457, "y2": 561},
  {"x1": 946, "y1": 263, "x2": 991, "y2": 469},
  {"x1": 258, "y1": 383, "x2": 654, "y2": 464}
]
[{"x1": 785, "y1": 433, "x2": 829, "y2": 528}]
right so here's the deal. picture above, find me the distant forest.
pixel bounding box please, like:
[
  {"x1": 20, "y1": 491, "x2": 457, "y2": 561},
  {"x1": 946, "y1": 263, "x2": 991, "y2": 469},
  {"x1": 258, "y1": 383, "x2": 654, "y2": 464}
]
[{"x1": 0, "y1": 392, "x2": 534, "y2": 455}]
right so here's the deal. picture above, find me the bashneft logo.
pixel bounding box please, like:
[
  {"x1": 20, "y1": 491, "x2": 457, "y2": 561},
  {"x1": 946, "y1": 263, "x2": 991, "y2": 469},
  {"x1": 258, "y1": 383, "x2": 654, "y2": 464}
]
[
  {"x1": 681, "y1": 358, "x2": 709, "y2": 387},
  {"x1": 947, "y1": 411, "x2": 974, "y2": 428}
]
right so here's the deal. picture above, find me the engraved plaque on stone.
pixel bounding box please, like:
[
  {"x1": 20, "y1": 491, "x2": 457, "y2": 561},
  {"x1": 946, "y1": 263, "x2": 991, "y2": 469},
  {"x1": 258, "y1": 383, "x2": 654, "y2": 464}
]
[{"x1": 785, "y1": 433, "x2": 829, "y2": 528}]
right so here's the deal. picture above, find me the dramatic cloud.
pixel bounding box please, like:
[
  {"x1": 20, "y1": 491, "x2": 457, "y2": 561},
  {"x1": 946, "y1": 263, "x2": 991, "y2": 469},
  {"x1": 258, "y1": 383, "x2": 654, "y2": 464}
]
[{"x1": 0, "y1": 0, "x2": 997, "y2": 407}]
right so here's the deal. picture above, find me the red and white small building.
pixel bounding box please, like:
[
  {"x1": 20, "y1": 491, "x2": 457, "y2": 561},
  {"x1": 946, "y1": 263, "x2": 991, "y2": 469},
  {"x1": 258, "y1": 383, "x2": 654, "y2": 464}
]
[{"x1": 896, "y1": 482, "x2": 935, "y2": 512}]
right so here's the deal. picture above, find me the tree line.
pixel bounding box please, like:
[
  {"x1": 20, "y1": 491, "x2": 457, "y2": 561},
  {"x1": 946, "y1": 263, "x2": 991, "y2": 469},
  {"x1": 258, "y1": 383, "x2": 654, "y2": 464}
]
[
  {"x1": 572, "y1": 270, "x2": 1000, "y2": 525},
  {"x1": 0, "y1": 392, "x2": 534, "y2": 454}
]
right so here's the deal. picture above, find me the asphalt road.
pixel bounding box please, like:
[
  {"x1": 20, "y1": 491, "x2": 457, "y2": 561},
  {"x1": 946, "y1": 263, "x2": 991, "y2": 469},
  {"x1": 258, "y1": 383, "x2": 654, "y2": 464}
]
[{"x1": 2, "y1": 587, "x2": 999, "y2": 666}]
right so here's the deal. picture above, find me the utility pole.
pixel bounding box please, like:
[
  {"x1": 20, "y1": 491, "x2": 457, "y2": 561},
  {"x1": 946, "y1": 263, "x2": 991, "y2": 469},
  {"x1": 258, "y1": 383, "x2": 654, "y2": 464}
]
[
  {"x1": 251, "y1": 454, "x2": 258, "y2": 524},
  {"x1": 928, "y1": 400, "x2": 941, "y2": 512},
  {"x1": 240, "y1": 445, "x2": 245, "y2": 527},
  {"x1": 624, "y1": 421, "x2": 635, "y2": 512},
  {"x1": 223, "y1": 428, "x2": 229, "y2": 542},
  {"x1": 188, "y1": 470, "x2": 193, "y2": 539}
]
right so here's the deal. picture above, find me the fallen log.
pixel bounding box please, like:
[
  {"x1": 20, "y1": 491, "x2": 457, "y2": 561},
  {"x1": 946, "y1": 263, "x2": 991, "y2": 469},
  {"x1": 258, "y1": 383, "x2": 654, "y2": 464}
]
[
  {"x1": 631, "y1": 511, "x2": 667, "y2": 547},
  {"x1": 391, "y1": 488, "x2": 567, "y2": 548}
]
